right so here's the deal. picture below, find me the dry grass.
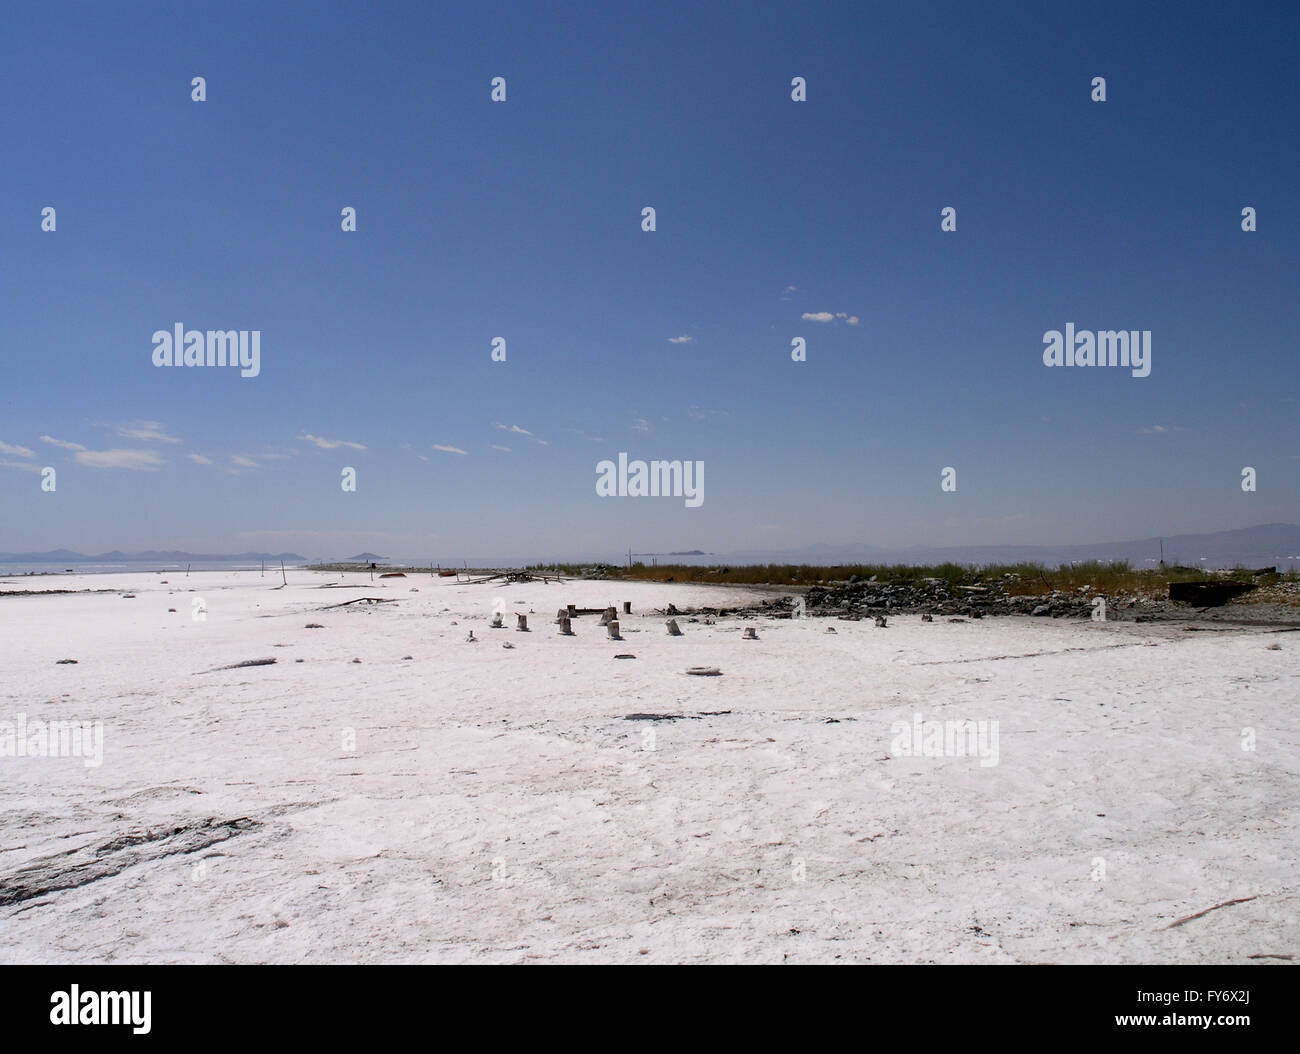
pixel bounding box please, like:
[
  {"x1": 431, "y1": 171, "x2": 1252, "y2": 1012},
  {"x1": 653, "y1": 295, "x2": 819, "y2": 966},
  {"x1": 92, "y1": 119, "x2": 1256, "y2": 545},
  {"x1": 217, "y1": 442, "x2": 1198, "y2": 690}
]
[{"x1": 525, "y1": 560, "x2": 1298, "y2": 599}]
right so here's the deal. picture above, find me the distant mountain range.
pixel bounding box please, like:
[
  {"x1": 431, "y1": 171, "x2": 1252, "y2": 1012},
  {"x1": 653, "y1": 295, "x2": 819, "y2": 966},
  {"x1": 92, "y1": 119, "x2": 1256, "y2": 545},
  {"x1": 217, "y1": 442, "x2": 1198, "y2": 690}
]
[
  {"x1": 0, "y1": 549, "x2": 307, "y2": 564},
  {"x1": 726, "y1": 523, "x2": 1300, "y2": 570}
]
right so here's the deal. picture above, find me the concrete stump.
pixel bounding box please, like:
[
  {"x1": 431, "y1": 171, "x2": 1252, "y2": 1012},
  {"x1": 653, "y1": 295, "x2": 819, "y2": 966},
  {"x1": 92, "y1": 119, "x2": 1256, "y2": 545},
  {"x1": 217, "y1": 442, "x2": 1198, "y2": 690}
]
[
  {"x1": 558, "y1": 617, "x2": 574, "y2": 635},
  {"x1": 490, "y1": 613, "x2": 503, "y2": 629},
  {"x1": 742, "y1": 627, "x2": 758, "y2": 640},
  {"x1": 666, "y1": 618, "x2": 682, "y2": 636},
  {"x1": 623, "y1": 601, "x2": 631, "y2": 614},
  {"x1": 607, "y1": 620, "x2": 621, "y2": 640},
  {"x1": 516, "y1": 613, "x2": 529, "y2": 631},
  {"x1": 567, "y1": 604, "x2": 576, "y2": 618}
]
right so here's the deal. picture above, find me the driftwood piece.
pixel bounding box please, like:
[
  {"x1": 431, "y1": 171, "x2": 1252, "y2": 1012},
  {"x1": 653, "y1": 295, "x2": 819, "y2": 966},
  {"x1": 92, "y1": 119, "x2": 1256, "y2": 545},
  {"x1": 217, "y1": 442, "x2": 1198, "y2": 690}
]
[
  {"x1": 197, "y1": 658, "x2": 277, "y2": 674},
  {"x1": 320, "y1": 597, "x2": 397, "y2": 610},
  {"x1": 1165, "y1": 895, "x2": 1258, "y2": 929}
]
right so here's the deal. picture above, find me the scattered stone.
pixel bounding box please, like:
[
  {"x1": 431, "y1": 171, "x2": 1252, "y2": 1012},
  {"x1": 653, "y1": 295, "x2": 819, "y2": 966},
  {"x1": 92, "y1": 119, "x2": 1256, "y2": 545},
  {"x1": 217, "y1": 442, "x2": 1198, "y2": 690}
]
[
  {"x1": 949, "y1": 618, "x2": 966, "y2": 623},
  {"x1": 625, "y1": 713, "x2": 688, "y2": 721},
  {"x1": 921, "y1": 614, "x2": 934, "y2": 622},
  {"x1": 402, "y1": 655, "x2": 413, "y2": 660},
  {"x1": 305, "y1": 623, "x2": 324, "y2": 629},
  {"x1": 1031, "y1": 605, "x2": 1051, "y2": 616},
  {"x1": 56, "y1": 659, "x2": 78, "y2": 665},
  {"x1": 502, "y1": 642, "x2": 515, "y2": 649},
  {"x1": 168, "y1": 608, "x2": 177, "y2": 613},
  {"x1": 614, "y1": 653, "x2": 636, "y2": 659},
  {"x1": 122, "y1": 594, "x2": 135, "y2": 599},
  {"x1": 825, "y1": 626, "x2": 837, "y2": 633},
  {"x1": 874, "y1": 615, "x2": 887, "y2": 628},
  {"x1": 742, "y1": 627, "x2": 758, "y2": 640},
  {"x1": 685, "y1": 667, "x2": 722, "y2": 676},
  {"x1": 351, "y1": 658, "x2": 362, "y2": 664}
]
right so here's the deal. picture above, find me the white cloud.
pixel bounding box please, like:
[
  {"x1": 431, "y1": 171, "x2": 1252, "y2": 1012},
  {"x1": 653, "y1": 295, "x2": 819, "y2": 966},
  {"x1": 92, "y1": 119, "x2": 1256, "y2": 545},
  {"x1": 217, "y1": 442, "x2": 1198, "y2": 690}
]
[
  {"x1": 668, "y1": 335, "x2": 694, "y2": 344},
  {"x1": 300, "y1": 433, "x2": 367, "y2": 451},
  {"x1": 846, "y1": 316, "x2": 860, "y2": 325},
  {"x1": 631, "y1": 418, "x2": 651, "y2": 433},
  {"x1": 491, "y1": 421, "x2": 546, "y2": 445},
  {"x1": 231, "y1": 455, "x2": 259, "y2": 468},
  {"x1": 0, "y1": 441, "x2": 35, "y2": 457},
  {"x1": 117, "y1": 421, "x2": 182, "y2": 444},
  {"x1": 433, "y1": 444, "x2": 467, "y2": 455},
  {"x1": 187, "y1": 453, "x2": 214, "y2": 465},
  {"x1": 0, "y1": 458, "x2": 42, "y2": 473},
  {"x1": 489, "y1": 444, "x2": 511, "y2": 452},
  {"x1": 802, "y1": 311, "x2": 835, "y2": 323},
  {"x1": 686, "y1": 406, "x2": 726, "y2": 422},
  {"x1": 40, "y1": 435, "x2": 86, "y2": 451},
  {"x1": 74, "y1": 449, "x2": 165, "y2": 470}
]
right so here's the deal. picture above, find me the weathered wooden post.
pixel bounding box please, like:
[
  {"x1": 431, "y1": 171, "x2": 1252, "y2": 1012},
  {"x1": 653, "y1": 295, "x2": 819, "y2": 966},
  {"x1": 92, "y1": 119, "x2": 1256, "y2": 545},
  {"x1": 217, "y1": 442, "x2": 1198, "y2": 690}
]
[
  {"x1": 666, "y1": 618, "x2": 682, "y2": 636},
  {"x1": 622, "y1": 601, "x2": 631, "y2": 614}
]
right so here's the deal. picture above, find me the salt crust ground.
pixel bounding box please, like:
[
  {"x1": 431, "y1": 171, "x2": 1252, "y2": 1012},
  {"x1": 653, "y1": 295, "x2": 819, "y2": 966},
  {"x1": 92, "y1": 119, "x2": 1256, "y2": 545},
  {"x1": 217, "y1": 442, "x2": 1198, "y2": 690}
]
[{"x1": 1, "y1": 571, "x2": 1296, "y2": 964}]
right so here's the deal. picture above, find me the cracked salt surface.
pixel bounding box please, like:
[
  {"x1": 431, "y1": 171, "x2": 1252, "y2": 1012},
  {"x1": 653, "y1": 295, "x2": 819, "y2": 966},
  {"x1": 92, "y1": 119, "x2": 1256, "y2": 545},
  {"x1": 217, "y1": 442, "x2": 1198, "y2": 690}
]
[{"x1": 0, "y1": 570, "x2": 1296, "y2": 963}]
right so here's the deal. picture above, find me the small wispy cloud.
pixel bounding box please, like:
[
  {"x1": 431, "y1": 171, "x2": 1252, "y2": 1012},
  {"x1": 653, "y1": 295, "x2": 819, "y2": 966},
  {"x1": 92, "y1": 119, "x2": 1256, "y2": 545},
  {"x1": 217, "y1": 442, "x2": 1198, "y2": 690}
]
[
  {"x1": 300, "y1": 433, "x2": 367, "y2": 451},
  {"x1": 492, "y1": 421, "x2": 546, "y2": 445},
  {"x1": 0, "y1": 458, "x2": 42, "y2": 473},
  {"x1": 117, "y1": 421, "x2": 182, "y2": 444},
  {"x1": 1138, "y1": 425, "x2": 1183, "y2": 435},
  {"x1": 40, "y1": 435, "x2": 86, "y2": 451},
  {"x1": 668, "y1": 335, "x2": 694, "y2": 344},
  {"x1": 686, "y1": 406, "x2": 727, "y2": 422},
  {"x1": 803, "y1": 310, "x2": 858, "y2": 325},
  {"x1": 489, "y1": 444, "x2": 511, "y2": 452},
  {"x1": 187, "y1": 453, "x2": 214, "y2": 465},
  {"x1": 231, "y1": 455, "x2": 259, "y2": 468},
  {"x1": 75, "y1": 449, "x2": 165, "y2": 471},
  {"x1": 0, "y1": 441, "x2": 35, "y2": 457},
  {"x1": 780, "y1": 285, "x2": 797, "y2": 300},
  {"x1": 433, "y1": 444, "x2": 467, "y2": 455},
  {"x1": 631, "y1": 418, "x2": 651, "y2": 434}
]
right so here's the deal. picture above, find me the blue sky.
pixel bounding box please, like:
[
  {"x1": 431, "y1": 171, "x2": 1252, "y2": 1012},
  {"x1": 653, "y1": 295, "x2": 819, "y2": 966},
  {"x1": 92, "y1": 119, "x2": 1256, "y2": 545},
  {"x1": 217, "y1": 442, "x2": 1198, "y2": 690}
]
[{"x1": 1, "y1": 0, "x2": 1296, "y2": 562}]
